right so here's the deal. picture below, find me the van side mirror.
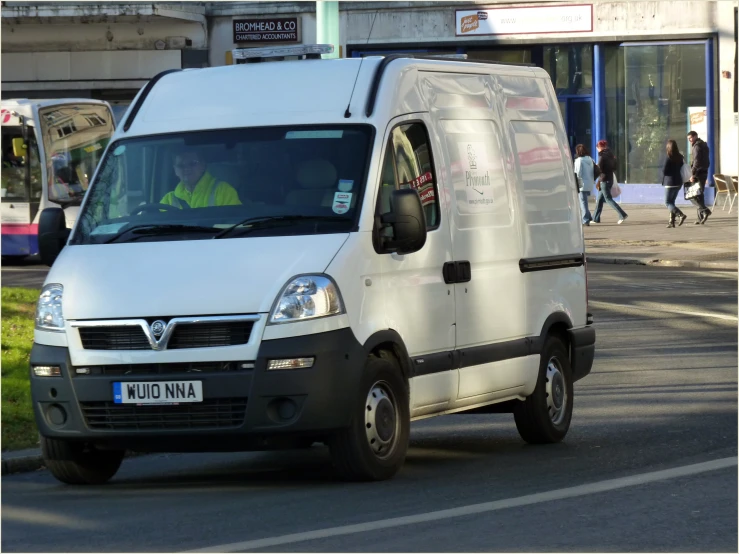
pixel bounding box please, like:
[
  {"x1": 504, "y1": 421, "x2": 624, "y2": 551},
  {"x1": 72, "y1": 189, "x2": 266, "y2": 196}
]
[
  {"x1": 377, "y1": 188, "x2": 427, "y2": 255},
  {"x1": 12, "y1": 137, "x2": 27, "y2": 158},
  {"x1": 38, "y1": 208, "x2": 70, "y2": 267}
]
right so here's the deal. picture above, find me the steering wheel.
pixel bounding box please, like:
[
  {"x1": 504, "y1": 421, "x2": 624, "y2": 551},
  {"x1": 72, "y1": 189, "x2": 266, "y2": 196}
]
[{"x1": 133, "y1": 203, "x2": 180, "y2": 215}]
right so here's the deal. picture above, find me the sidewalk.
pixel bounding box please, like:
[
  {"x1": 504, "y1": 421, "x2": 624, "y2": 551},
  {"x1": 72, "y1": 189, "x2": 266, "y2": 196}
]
[{"x1": 584, "y1": 203, "x2": 738, "y2": 270}]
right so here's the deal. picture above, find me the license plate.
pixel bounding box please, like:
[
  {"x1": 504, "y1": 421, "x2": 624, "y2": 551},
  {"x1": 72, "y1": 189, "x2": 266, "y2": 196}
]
[{"x1": 113, "y1": 381, "x2": 203, "y2": 405}]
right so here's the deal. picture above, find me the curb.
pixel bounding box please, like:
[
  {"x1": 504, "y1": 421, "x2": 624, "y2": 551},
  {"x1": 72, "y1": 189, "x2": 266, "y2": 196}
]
[
  {"x1": 1, "y1": 454, "x2": 44, "y2": 475},
  {"x1": 587, "y1": 256, "x2": 737, "y2": 270},
  {"x1": 2, "y1": 450, "x2": 147, "y2": 476}
]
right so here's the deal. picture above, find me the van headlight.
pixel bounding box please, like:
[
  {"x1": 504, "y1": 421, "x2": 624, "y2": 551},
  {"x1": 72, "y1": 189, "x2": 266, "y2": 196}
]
[
  {"x1": 270, "y1": 275, "x2": 344, "y2": 324},
  {"x1": 35, "y1": 284, "x2": 65, "y2": 332}
]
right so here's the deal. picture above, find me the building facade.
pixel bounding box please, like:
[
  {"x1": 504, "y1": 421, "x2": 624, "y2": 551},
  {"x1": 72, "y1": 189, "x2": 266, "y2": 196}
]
[{"x1": 2, "y1": 1, "x2": 737, "y2": 203}]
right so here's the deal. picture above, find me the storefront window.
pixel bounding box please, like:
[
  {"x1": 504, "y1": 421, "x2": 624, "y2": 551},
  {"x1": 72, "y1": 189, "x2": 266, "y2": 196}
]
[
  {"x1": 543, "y1": 45, "x2": 592, "y2": 95},
  {"x1": 605, "y1": 43, "x2": 706, "y2": 184}
]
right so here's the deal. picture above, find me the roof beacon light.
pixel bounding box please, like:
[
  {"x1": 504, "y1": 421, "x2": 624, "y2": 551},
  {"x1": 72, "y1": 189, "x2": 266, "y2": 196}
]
[{"x1": 232, "y1": 44, "x2": 334, "y2": 63}]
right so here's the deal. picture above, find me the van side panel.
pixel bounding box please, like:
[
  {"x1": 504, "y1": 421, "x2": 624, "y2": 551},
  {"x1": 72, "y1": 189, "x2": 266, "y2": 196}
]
[
  {"x1": 422, "y1": 71, "x2": 533, "y2": 400},
  {"x1": 502, "y1": 74, "x2": 587, "y2": 332}
]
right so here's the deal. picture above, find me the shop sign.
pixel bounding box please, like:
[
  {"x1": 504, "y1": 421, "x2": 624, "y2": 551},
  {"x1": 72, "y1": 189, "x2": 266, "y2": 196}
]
[
  {"x1": 233, "y1": 17, "x2": 300, "y2": 43},
  {"x1": 456, "y1": 4, "x2": 593, "y2": 36}
]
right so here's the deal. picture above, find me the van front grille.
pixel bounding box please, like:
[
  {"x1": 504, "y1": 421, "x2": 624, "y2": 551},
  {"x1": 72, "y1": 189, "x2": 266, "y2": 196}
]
[
  {"x1": 168, "y1": 322, "x2": 254, "y2": 349},
  {"x1": 77, "y1": 321, "x2": 254, "y2": 350},
  {"x1": 78, "y1": 326, "x2": 150, "y2": 350},
  {"x1": 80, "y1": 398, "x2": 248, "y2": 430}
]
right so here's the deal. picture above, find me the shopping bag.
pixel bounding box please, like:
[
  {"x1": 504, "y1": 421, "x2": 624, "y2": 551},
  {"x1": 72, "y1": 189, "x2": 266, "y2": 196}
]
[
  {"x1": 684, "y1": 182, "x2": 702, "y2": 200},
  {"x1": 610, "y1": 172, "x2": 622, "y2": 197}
]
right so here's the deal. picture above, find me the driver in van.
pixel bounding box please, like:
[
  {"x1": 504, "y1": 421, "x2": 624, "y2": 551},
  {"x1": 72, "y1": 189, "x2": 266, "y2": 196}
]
[{"x1": 160, "y1": 147, "x2": 241, "y2": 208}]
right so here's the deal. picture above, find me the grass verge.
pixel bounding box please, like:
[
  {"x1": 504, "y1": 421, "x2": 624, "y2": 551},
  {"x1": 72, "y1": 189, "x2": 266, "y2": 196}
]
[{"x1": 2, "y1": 287, "x2": 39, "y2": 451}]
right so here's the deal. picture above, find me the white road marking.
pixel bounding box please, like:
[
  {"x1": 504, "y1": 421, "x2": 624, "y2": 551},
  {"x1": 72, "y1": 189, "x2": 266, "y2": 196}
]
[
  {"x1": 186, "y1": 457, "x2": 737, "y2": 553},
  {"x1": 1, "y1": 506, "x2": 100, "y2": 530},
  {"x1": 590, "y1": 300, "x2": 738, "y2": 322}
]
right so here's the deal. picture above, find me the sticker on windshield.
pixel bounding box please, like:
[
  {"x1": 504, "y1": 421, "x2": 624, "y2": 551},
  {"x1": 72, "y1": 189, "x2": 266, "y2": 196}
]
[
  {"x1": 332, "y1": 192, "x2": 352, "y2": 215},
  {"x1": 113, "y1": 145, "x2": 126, "y2": 156},
  {"x1": 338, "y1": 179, "x2": 353, "y2": 192},
  {"x1": 90, "y1": 222, "x2": 128, "y2": 235}
]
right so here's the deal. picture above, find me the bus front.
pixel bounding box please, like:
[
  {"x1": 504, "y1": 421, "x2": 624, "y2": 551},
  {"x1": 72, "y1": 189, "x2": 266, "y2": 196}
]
[{"x1": 1, "y1": 101, "x2": 116, "y2": 259}]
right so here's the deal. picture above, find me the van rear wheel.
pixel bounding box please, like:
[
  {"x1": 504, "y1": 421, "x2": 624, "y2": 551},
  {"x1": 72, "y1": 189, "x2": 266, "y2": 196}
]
[
  {"x1": 41, "y1": 436, "x2": 124, "y2": 485},
  {"x1": 514, "y1": 336, "x2": 573, "y2": 444},
  {"x1": 329, "y1": 352, "x2": 410, "y2": 481}
]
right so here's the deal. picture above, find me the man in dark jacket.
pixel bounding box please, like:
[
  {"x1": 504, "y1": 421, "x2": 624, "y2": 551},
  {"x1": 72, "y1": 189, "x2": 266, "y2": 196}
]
[
  {"x1": 592, "y1": 140, "x2": 628, "y2": 224},
  {"x1": 687, "y1": 131, "x2": 711, "y2": 224}
]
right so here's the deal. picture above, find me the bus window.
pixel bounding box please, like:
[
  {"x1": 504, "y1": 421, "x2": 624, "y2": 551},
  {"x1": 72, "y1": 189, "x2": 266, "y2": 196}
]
[
  {"x1": 1, "y1": 127, "x2": 40, "y2": 202},
  {"x1": 39, "y1": 104, "x2": 115, "y2": 206}
]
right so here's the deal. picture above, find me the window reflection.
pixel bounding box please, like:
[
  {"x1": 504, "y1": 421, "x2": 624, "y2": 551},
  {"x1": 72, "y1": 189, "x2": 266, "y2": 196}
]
[
  {"x1": 543, "y1": 45, "x2": 593, "y2": 95},
  {"x1": 605, "y1": 43, "x2": 706, "y2": 183}
]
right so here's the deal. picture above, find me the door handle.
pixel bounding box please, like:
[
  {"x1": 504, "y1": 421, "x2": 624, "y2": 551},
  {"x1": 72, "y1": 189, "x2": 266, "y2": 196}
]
[
  {"x1": 442, "y1": 261, "x2": 472, "y2": 284},
  {"x1": 443, "y1": 262, "x2": 457, "y2": 284},
  {"x1": 456, "y1": 261, "x2": 471, "y2": 283}
]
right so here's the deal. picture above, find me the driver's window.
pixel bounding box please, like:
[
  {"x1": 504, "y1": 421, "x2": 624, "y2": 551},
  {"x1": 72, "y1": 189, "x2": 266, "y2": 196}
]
[{"x1": 377, "y1": 122, "x2": 440, "y2": 231}]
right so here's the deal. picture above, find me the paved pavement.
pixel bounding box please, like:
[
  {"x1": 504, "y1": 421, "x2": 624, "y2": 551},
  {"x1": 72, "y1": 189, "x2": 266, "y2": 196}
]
[
  {"x1": 584, "y1": 202, "x2": 738, "y2": 270},
  {"x1": 2, "y1": 264, "x2": 736, "y2": 552}
]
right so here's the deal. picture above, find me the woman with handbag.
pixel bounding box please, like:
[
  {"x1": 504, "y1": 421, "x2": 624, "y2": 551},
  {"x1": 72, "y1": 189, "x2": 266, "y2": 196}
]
[
  {"x1": 573, "y1": 144, "x2": 596, "y2": 226},
  {"x1": 592, "y1": 140, "x2": 628, "y2": 224},
  {"x1": 662, "y1": 140, "x2": 688, "y2": 227}
]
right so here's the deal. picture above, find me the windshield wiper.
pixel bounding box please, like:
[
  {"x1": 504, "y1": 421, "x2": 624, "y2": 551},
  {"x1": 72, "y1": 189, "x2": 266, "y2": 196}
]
[
  {"x1": 213, "y1": 215, "x2": 351, "y2": 239},
  {"x1": 104, "y1": 224, "x2": 219, "y2": 244}
]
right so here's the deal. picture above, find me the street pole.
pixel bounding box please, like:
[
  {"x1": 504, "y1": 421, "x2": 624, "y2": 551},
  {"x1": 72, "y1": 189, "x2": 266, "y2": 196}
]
[{"x1": 316, "y1": 1, "x2": 340, "y2": 58}]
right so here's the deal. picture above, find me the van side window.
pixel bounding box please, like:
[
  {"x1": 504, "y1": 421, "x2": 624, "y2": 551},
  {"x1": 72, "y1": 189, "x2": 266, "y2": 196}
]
[{"x1": 378, "y1": 122, "x2": 439, "y2": 230}]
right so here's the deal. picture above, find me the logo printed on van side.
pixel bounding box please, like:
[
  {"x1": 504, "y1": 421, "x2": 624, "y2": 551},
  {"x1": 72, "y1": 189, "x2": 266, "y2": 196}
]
[
  {"x1": 457, "y1": 142, "x2": 495, "y2": 209},
  {"x1": 465, "y1": 144, "x2": 492, "y2": 200}
]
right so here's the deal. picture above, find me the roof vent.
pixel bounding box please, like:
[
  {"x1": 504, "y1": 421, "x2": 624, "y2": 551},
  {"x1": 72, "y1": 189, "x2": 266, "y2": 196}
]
[{"x1": 232, "y1": 44, "x2": 334, "y2": 64}]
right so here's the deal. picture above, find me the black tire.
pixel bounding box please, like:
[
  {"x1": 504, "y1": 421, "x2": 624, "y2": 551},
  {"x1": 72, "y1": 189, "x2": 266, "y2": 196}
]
[
  {"x1": 514, "y1": 335, "x2": 573, "y2": 444},
  {"x1": 329, "y1": 352, "x2": 410, "y2": 481},
  {"x1": 41, "y1": 436, "x2": 124, "y2": 485}
]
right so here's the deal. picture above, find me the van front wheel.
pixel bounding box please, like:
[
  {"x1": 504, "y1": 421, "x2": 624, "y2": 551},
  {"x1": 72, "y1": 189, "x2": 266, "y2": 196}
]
[
  {"x1": 41, "y1": 436, "x2": 124, "y2": 485},
  {"x1": 329, "y1": 353, "x2": 410, "y2": 481},
  {"x1": 514, "y1": 336, "x2": 573, "y2": 444}
]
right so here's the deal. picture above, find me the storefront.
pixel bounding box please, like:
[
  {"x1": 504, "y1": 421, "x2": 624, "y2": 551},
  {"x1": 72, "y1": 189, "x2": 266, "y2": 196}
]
[{"x1": 344, "y1": 1, "x2": 737, "y2": 204}]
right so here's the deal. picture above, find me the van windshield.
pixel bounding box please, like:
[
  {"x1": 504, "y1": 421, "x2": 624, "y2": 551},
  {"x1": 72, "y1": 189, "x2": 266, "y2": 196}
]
[{"x1": 71, "y1": 125, "x2": 373, "y2": 245}]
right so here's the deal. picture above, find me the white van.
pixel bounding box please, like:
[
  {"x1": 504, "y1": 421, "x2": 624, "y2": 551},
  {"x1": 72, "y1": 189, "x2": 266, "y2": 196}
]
[{"x1": 31, "y1": 45, "x2": 595, "y2": 485}]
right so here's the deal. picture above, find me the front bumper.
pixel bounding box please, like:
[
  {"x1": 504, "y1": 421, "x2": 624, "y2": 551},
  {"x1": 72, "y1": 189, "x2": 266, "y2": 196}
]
[{"x1": 29, "y1": 328, "x2": 366, "y2": 452}]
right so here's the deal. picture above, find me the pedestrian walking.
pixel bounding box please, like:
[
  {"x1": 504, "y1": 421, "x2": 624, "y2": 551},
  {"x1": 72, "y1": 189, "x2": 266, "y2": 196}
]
[
  {"x1": 686, "y1": 131, "x2": 711, "y2": 224},
  {"x1": 662, "y1": 140, "x2": 688, "y2": 227},
  {"x1": 592, "y1": 139, "x2": 628, "y2": 224},
  {"x1": 573, "y1": 144, "x2": 596, "y2": 226}
]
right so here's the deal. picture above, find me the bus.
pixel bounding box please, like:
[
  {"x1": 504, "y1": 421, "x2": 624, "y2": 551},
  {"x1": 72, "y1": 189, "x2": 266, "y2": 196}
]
[{"x1": 1, "y1": 99, "x2": 116, "y2": 259}]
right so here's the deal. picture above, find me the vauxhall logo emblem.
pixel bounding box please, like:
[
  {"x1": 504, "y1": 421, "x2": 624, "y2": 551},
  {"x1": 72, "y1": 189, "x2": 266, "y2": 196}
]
[{"x1": 150, "y1": 320, "x2": 166, "y2": 338}]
